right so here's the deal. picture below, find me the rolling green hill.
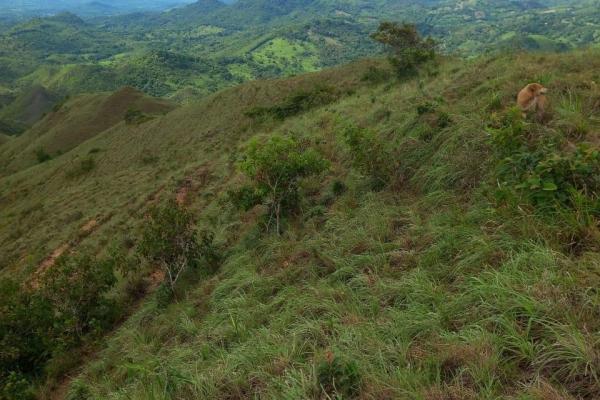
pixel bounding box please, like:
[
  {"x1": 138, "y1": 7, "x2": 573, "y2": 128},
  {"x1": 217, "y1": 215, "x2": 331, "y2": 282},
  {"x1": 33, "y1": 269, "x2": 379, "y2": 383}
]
[
  {"x1": 0, "y1": 86, "x2": 174, "y2": 174},
  {"x1": 0, "y1": 133, "x2": 10, "y2": 145},
  {"x1": 0, "y1": 84, "x2": 57, "y2": 134},
  {"x1": 2, "y1": 49, "x2": 600, "y2": 399},
  {"x1": 1, "y1": 0, "x2": 600, "y2": 133}
]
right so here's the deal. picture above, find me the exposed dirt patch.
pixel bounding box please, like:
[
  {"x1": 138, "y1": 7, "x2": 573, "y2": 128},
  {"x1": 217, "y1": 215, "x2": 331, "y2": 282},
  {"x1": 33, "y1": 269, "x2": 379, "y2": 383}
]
[
  {"x1": 81, "y1": 218, "x2": 98, "y2": 233},
  {"x1": 147, "y1": 269, "x2": 166, "y2": 291},
  {"x1": 176, "y1": 178, "x2": 192, "y2": 206},
  {"x1": 37, "y1": 243, "x2": 70, "y2": 274},
  {"x1": 175, "y1": 165, "x2": 213, "y2": 206},
  {"x1": 29, "y1": 216, "x2": 107, "y2": 288}
]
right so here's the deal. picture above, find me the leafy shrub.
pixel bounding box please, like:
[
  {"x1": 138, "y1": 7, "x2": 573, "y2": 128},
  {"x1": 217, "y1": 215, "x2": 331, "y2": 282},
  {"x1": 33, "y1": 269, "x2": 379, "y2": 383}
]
[
  {"x1": 198, "y1": 230, "x2": 221, "y2": 271},
  {"x1": 0, "y1": 371, "x2": 34, "y2": 400},
  {"x1": 245, "y1": 86, "x2": 338, "y2": 121},
  {"x1": 155, "y1": 283, "x2": 175, "y2": 308},
  {"x1": 371, "y1": 22, "x2": 436, "y2": 78},
  {"x1": 1, "y1": 252, "x2": 119, "y2": 395},
  {"x1": 0, "y1": 280, "x2": 52, "y2": 378},
  {"x1": 35, "y1": 147, "x2": 51, "y2": 163},
  {"x1": 138, "y1": 200, "x2": 201, "y2": 293},
  {"x1": 436, "y1": 111, "x2": 452, "y2": 128},
  {"x1": 416, "y1": 101, "x2": 436, "y2": 115},
  {"x1": 316, "y1": 354, "x2": 361, "y2": 399},
  {"x1": 342, "y1": 122, "x2": 397, "y2": 189},
  {"x1": 489, "y1": 108, "x2": 600, "y2": 210},
  {"x1": 66, "y1": 158, "x2": 96, "y2": 178},
  {"x1": 228, "y1": 185, "x2": 264, "y2": 211},
  {"x1": 124, "y1": 108, "x2": 151, "y2": 125},
  {"x1": 361, "y1": 65, "x2": 391, "y2": 84},
  {"x1": 332, "y1": 180, "x2": 347, "y2": 197},
  {"x1": 238, "y1": 134, "x2": 329, "y2": 234},
  {"x1": 38, "y1": 254, "x2": 117, "y2": 343}
]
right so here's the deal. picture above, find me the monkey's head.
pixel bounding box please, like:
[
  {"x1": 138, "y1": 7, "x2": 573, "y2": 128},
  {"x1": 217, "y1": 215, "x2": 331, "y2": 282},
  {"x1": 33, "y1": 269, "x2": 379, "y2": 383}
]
[{"x1": 528, "y1": 83, "x2": 548, "y2": 97}]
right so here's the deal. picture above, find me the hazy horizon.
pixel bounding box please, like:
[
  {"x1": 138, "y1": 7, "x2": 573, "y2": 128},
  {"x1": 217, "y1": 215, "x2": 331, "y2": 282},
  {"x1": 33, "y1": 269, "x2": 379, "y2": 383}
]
[{"x1": 0, "y1": 0, "x2": 199, "y2": 18}]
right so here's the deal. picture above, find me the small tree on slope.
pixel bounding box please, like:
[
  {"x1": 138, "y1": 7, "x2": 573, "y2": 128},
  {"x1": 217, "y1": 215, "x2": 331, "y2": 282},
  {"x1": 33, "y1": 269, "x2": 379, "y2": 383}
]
[
  {"x1": 371, "y1": 22, "x2": 436, "y2": 78},
  {"x1": 239, "y1": 134, "x2": 329, "y2": 234},
  {"x1": 138, "y1": 200, "x2": 200, "y2": 294}
]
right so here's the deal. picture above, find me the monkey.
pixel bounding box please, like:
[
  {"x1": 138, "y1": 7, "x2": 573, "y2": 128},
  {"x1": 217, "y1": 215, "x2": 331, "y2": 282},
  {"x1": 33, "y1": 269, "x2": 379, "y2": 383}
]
[{"x1": 517, "y1": 83, "x2": 548, "y2": 120}]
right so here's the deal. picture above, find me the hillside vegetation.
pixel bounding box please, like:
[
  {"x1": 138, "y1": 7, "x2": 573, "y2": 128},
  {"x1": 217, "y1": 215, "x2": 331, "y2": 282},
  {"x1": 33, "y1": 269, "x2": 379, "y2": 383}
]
[
  {"x1": 1, "y1": 0, "x2": 600, "y2": 134},
  {"x1": 2, "y1": 49, "x2": 600, "y2": 399},
  {"x1": 0, "y1": 86, "x2": 174, "y2": 174}
]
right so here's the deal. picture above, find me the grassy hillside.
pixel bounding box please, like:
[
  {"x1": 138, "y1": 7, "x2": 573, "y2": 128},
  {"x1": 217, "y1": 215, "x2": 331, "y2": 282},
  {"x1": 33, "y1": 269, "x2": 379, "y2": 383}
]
[
  {"x1": 0, "y1": 59, "x2": 377, "y2": 280},
  {"x1": 0, "y1": 133, "x2": 10, "y2": 145},
  {"x1": 1, "y1": 0, "x2": 600, "y2": 123},
  {"x1": 2, "y1": 50, "x2": 600, "y2": 399},
  {"x1": 0, "y1": 86, "x2": 174, "y2": 174},
  {"x1": 0, "y1": 84, "x2": 56, "y2": 134}
]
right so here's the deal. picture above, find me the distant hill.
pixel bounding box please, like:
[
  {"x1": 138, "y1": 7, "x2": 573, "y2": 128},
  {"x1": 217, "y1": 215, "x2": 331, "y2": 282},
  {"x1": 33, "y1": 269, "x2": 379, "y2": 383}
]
[
  {"x1": 0, "y1": 86, "x2": 174, "y2": 172},
  {"x1": 0, "y1": 132, "x2": 10, "y2": 145},
  {"x1": 0, "y1": 0, "x2": 197, "y2": 18},
  {"x1": 0, "y1": 0, "x2": 599, "y2": 140},
  {"x1": 0, "y1": 84, "x2": 56, "y2": 134}
]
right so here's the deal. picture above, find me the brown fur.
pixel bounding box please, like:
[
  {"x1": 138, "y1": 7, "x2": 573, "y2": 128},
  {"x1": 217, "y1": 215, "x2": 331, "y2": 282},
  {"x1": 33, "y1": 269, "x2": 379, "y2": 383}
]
[{"x1": 517, "y1": 83, "x2": 548, "y2": 120}]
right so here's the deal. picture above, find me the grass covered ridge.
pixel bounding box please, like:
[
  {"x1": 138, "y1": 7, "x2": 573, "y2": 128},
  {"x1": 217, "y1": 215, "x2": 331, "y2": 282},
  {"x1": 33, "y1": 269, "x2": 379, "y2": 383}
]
[{"x1": 3, "y1": 51, "x2": 600, "y2": 399}]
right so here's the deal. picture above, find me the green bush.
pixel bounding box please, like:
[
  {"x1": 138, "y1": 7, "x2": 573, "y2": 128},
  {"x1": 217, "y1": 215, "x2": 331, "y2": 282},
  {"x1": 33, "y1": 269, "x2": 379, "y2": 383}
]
[
  {"x1": 0, "y1": 371, "x2": 34, "y2": 400},
  {"x1": 361, "y1": 65, "x2": 391, "y2": 84},
  {"x1": 138, "y1": 200, "x2": 201, "y2": 293},
  {"x1": 238, "y1": 134, "x2": 329, "y2": 234},
  {"x1": 138, "y1": 201, "x2": 221, "y2": 297},
  {"x1": 332, "y1": 180, "x2": 347, "y2": 197},
  {"x1": 342, "y1": 122, "x2": 397, "y2": 189},
  {"x1": 0, "y1": 280, "x2": 52, "y2": 378},
  {"x1": 316, "y1": 355, "x2": 361, "y2": 399},
  {"x1": 38, "y1": 254, "x2": 117, "y2": 343},
  {"x1": 35, "y1": 147, "x2": 52, "y2": 163},
  {"x1": 371, "y1": 22, "x2": 436, "y2": 78},
  {"x1": 155, "y1": 283, "x2": 175, "y2": 308},
  {"x1": 489, "y1": 108, "x2": 600, "y2": 210},
  {"x1": 1, "y1": 253, "x2": 118, "y2": 395},
  {"x1": 228, "y1": 185, "x2": 264, "y2": 211},
  {"x1": 245, "y1": 86, "x2": 339, "y2": 121},
  {"x1": 124, "y1": 108, "x2": 151, "y2": 125},
  {"x1": 66, "y1": 158, "x2": 96, "y2": 178},
  {"x1": 198, "y1": 230, "x2": 221, "y2": 272}
]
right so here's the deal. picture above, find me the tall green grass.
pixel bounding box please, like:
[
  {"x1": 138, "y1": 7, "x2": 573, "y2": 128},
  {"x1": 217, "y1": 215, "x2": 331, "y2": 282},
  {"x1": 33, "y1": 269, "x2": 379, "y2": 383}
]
[{"x1": 4, "y1": 51, "x2": 600, "y2": 399}]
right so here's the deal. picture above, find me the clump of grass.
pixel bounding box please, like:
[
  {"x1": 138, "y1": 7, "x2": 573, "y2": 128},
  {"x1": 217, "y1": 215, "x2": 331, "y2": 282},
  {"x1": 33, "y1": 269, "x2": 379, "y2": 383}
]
[
  {"x1": 124, "y1": 108, "x2": 152, "y2": 125},
  {"x1": 555, "y1": 91, "x2": 591, "y2": 139},
  {"x1": 316, "y1": 353, "x2": 361, "y2": 399},
  {"x1": 361, "y1": 65, "x2": 392, "y2": 84},
  {"x1": 65, "y1": 157, "x2": 96, "y2": 178},
  {"x1": 245, "y1": 86, "x2": 339, "y2": 121},
  {"x1": 35, "y1": 147, "x2": 52, "y2": 163}
]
